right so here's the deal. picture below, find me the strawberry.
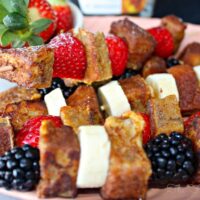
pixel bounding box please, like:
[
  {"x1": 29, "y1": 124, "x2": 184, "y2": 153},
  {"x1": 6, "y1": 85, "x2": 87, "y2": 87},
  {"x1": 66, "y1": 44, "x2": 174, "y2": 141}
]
[
  {"x1": 16, "y1": 116, "x2": 62, "y2": 147},
  {"x1": 28, "y1": 0, "x2": 57, "y2": 42},
  {"x1": 184, "y1": 112, "x2": 200, "y2": 130},
  {"x1": 106, "y1": 35, "x2": 128, "y2": 76},
  {"x1": 140, "y1": 113, "x2": 151, "y2": 145},
  {"x1": 0, "y1": 0, "x2": 56, "y2": 47},
  {"x1": 47, "y1": 0, "x2": 73, "y2": 34},
  {"x1": 147, "y1": 27, "x2": 175, "y2": 58},
  {"x1": 48, "y1": 33, "x2": 87, "y2": 79}
]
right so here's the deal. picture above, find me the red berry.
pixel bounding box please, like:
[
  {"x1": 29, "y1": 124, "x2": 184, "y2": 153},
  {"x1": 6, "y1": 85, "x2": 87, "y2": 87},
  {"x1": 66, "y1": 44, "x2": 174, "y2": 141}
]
[
  {"x1": 53, "y1": 5, "x2": 73, "y2": 33},
  {"x1": 184, "y1": 112, "x2": 200, "y2": 130},
  {"x1": 140, "y1": 113, "x2": 151, "y2": 145},
  {"x1": 48, "y1": 33, "x2": 87, "y2": 79},
  {"x1": 16, "y1": 116, "x2": 62, "y2": 147},
  {"x1": 29, "y1": 0, "x2": 57, "y2": 42},
  {"x1": 106, "y1": 35, "x2": 128, "y2": 76},
  {"x1": 147, "y1": 27, "x2": 175, "y2": 58}
]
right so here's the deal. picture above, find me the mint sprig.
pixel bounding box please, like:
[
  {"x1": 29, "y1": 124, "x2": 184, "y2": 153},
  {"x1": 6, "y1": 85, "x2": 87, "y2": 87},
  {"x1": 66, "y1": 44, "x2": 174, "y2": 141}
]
[{"x1": 0, "y1": 0, "x2": 52, "y2": 48}]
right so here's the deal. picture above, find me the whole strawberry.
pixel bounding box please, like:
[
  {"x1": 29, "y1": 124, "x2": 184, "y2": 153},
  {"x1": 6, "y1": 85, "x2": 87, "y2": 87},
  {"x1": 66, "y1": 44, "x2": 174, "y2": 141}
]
[
  {"x1": 140, "y1": 113, "x2": 151, "y2": 145},
  {"x1": 48, "y1": 33, "x2": 87, "y2": 79},
  {"x1": 16, "y1": 116, "x2": 62, "y2": 147},
  {"x1": 47, "y1": 0, "x2": 73, "y2": 34},
  {"x1": 0, "y1": 0, "x2": 56, "y2": 47},
  {"x1": 147, "y1": 27, "x2": 175, "y2": 58},
  {"x1": 28, "y1": 0, "x2": 57, "y2": 42},
  {"x1": 106, "y1": 35, "x2": 128, "y2": 76}
]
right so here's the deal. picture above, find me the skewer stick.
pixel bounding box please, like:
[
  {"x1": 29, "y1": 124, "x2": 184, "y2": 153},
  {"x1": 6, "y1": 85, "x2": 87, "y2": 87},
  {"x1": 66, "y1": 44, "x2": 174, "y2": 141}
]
[{"x1": 0, "y1": 66, "x2": 14, "y2": 72}]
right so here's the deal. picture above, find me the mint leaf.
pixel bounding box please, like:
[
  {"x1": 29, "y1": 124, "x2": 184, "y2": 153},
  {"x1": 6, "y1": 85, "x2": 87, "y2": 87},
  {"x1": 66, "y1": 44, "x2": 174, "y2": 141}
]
[
  {"x1": 1, "y1": 31, "x2": 17, "y2": 46},
  {"x1": 0, "y1": 0, "x2": 27, "y2": 16},
  {"x1": 12, "y1": 40, "x2": 25, "y2": 48},
  {"x1": 0, "y1": 5, "x2": 8, "y2": 22},
  {"x1": 0, "y1": 24, "x2": 8, "y2": 35},
  {"x1": 24, "y1": 0, "x2": 29, "y2": 7},
  {"x1": 3, "y1": 13, "x2": 28, "y2": 30},
  {"x1": 30, "y1": 18, "x2": 52, "y2": 34},
  {"x1": 28, "y1": 35, "x2": 44, "y2": 46}
]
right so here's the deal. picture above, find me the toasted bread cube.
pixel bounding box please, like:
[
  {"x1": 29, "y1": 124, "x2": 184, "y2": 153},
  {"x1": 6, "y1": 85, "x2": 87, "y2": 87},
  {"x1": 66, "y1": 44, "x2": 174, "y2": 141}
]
[
  {"x1": 119, "y1": 75, "x2": 151, "y2": 112},
  {"x1": 37, "y1": 120, "x2": 80, "y2": 198},
  {"x1": 102, "y1": 115, "x2": 151, "y2": 200},
  {"x1": 142, "y1": 56, "x2": 167, "y2": 78},
  {"x1": 1, "y1": 101, "x2": 47, "y2": 132},
  {"x1": 69, "y1": 29, "x2": 112, "y2": 85},
  {"x1": 179, "y1": 42, "x2": 200, "y2": 66},
  {"x1": 0, "y1": 87, "x2": 41, "y2": 112},
  {"x1": 0, "y1": 117, "x2": 14, "y2": 156},
  {"x1": 147, "y1": 95, "x2": 184, "y2": 136},
  {"x1": 161, "y1": 15, "x2": 186, "y2": 52},
  {"x1": 168, "y1": 65, "x2": 200, "y2": 114},
  {"x1": 61, "y1": 106, "x2": 103, "y2": 133},
  {"x1": 0, "y1": 46, "x2": 54, "y2": 88},
  {"x1": 110, "y1": 18, "x2": 156, "y2": 70}
]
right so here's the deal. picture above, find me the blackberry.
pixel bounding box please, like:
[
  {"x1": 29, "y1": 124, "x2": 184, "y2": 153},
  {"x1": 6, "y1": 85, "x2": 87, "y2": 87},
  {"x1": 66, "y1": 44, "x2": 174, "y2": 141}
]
[
  {"x1": 113, "y1": 69, "x2": 139, "y2": 80},
  {"x1": 0, "y1": 145, "x2": 40, "y2": 191},
  {"x1": 145, "y1": 132, "x2": 196, "y2": 186},
  {"x1": 38, "y1": 77, "x2": 77, "y2": 99},
  {"x1": 166, "y1": 57, "x2": 181, "y2": 68}
]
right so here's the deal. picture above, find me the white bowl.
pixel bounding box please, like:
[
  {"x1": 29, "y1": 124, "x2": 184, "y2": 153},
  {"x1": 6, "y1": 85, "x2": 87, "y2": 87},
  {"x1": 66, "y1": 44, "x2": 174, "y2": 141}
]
[{"x1": 69, "y1": 2, "x2": 84, "y2": 29}]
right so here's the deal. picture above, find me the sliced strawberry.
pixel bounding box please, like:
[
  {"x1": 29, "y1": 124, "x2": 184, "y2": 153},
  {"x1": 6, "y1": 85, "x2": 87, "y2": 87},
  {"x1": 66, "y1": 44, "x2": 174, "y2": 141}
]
[
  {"x1": 16, "y1": 116, "x2": 62, "y2": 147},
  {"x1": 140, "y1": 113, "x2": 151, "y2": 145},
  {"x1": 48, "y1": 33, "x2": 87, "y2": 79},
  {"x1": 106, "y1": 35, "x2": 128, "y2": 76},
  {"x1": 28, "y1": 0, "x2": 57, "y2": 42},
  {"x1": 147, "y1": 27, "x2": 175, "y2": 58},
  {"x1": 47, "y1": 0, "x2": 73, "y2": 34}
]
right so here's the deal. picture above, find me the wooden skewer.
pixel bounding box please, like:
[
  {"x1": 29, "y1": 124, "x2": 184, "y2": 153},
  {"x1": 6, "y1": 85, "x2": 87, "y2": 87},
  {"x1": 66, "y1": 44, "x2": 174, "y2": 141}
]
[{"x1": 0, "y1": 66, "x2": 14, "y2": 72}]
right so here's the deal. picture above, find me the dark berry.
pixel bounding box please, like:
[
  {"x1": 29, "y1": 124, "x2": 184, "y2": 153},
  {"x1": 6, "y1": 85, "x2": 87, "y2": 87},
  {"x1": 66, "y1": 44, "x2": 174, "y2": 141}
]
[
  {"x1": 12, "y1": 169, "x2": 25, "y2": 179},
  {"x1": 38, "y1": 78, "x2": 77, "y2": 99},
  {"x1": 166, "y1": 57, "x2": 181, "y2": 68},
  {"x1": 145, "y1": 132, "x2": 196, "y2": 185},
  {"x1": 113, "y1": 69, "x2": 139, "y2": 80},
  {"x1": 0, "y1": 160, "x2": 6, "y2": 170},
  {"x1": 19, "y1": 158, "x2": 32, "y2": 170},
  {"x1": 6, "y1": 159, "x2": 18, "y2": 170},
  {"x1": 0, "y1": 145, "x2": 40, "y2": 191}
]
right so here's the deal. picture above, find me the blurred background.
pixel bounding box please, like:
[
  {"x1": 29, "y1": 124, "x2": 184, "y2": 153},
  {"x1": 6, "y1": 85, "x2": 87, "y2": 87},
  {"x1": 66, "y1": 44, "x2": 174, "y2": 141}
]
[{"x1": 72, "y1": 0, "x2": 200, "y2": 24}]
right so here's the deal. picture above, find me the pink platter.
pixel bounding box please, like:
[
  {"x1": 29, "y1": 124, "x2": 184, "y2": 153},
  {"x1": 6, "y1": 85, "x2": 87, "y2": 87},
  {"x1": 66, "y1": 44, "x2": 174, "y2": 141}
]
[{"x1": 1, "y1": 16, "x2": 200, "y2": 200}]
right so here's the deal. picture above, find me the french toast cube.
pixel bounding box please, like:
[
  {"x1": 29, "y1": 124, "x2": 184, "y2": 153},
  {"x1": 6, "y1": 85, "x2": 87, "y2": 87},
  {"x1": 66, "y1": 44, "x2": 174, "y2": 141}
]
[
  {"x1": 119, "y1": 75, "x2": 151, "y2": 113},
  {"x1": 67, "y1": 85, "x2": 104, "y2": 122},
  {"x1": 179, "y1": 42, "x2": 200, "y2": 66},
  {"x1": 0, "y1": 117, "x2": 14, "y2": 156},
  {"x1": 102, "y1": 115, "x2": 151, "y2": 200},
  {"x1": 37, "y1": 120, "x2": 80, "y2": 198},
  {"x1": 68, "y1": 29, "x2": 112, "y2": 85},
  {"x1": 147, "y1": 95, "x2": 184, "y2": 136},
  {"x1": 168, "y1": 65, "x2": 200, "y2": 114},
  {"x1": 161, "y1": 15, "x2": 186, "y2": 52},
  {"x1": 61, "y1": 106, "x2": 103, "y2": 133},
  {"x1": 110, "y1": 18, "x2": 156, "y2": 70},
  {"x1": 0, "y1": 46, "x2": 54, "y2": 88},
  {"x1": 142, "y1": 56, "x2": 167, "y2": 78},
  {"x1": 1, "y1": 101, "x2": 47, "y2": 132},
  {"x1": 0, "y1": 87, "x2": 41, "y2": 112}
]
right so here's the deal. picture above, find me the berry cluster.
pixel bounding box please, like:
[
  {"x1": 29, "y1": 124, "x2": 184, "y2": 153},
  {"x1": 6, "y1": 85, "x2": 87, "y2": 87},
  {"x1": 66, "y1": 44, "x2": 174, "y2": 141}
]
[
  {"x1": 38, "y1": 78, "x2": 77, "y2": 99},
  {"x1": 0, "y1": 145, "x2": 40, "y2": 191},
  {"x1": 145, "y1": 132, "x2": 196, "y2": 186}
]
